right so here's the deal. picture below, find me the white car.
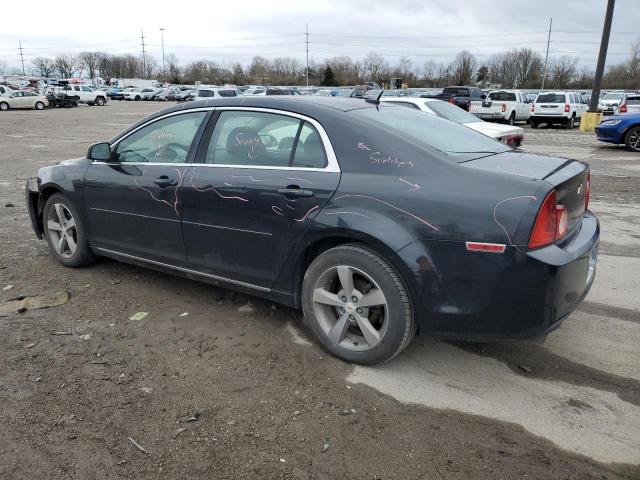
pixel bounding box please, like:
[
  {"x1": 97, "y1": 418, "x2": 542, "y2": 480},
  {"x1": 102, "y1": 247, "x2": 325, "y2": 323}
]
[
  {"x1": 530, "y1": 91, "x2": 587, "y2": 129},
  {"x1": 380, "y1": 96, "x2": 524, "y2": 147},
  {"x1": 598, "y1": 91, "x2": 625, "y2": 116},
  {"x1": 243, "y1": 88, "x2": 267, "y2": 96},
  {"x1": 194, "y1": 87, "x2": 240, "y2": 100},
  {"x1": 621, "y1": 94, "x2": 640, "y2": 114},
  {"x1": 471, "y1": 90, "x2": 531, "y2": 124},
  {"x1": 0, "y1": 91, "x2": 49, "y2": 111},
  {"x1": 124, "y1": 88, "x2": 156, "y2": 101},
  {"x1": 0, "y1": 85, "x2": 15, "y2": 97}
]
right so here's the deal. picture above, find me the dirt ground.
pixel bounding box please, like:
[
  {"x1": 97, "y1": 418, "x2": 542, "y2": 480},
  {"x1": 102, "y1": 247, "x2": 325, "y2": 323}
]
[{"x1": 0, "y1": 101, "x2": 638, "y2": 479}]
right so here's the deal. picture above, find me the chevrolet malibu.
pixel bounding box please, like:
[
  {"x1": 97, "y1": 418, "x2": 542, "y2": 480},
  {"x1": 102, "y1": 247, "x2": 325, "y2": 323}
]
[{"x1": 26, "y1": 97, "x2": 599, "y2": 364}]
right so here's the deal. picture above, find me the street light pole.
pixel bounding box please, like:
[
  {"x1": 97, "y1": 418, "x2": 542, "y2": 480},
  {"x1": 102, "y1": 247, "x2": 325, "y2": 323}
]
[
  {"x1": 588, "y1": 0, "x2": 615, "y2": 113},
  {"x1": 159, "y1": 28, "x2": 166, "y2": 82}
]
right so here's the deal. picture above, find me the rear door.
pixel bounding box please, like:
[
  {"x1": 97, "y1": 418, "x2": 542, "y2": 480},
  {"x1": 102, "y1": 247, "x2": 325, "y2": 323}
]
[
  {"x1": 181, "y1": 108, "x2": 341, "y2": 289},
  {"x1": 535, "y1": 93, "x2": 566, "y2": 117},
  {"x1": 83, "y1": 110, "x2": 209, "y2": 264}
]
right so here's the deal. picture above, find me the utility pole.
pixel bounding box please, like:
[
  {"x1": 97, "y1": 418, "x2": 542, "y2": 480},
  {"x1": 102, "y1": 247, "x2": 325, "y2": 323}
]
[
  {"x1": 541, "y1": 17, "x2": 552, "y2": 90},
  {"x1": 305, "y1": 23, "x2": 309, "y2": 87},
  {"x1": 18, "y1": 41, "x2": 25, "y2": 76},
  {"x1": 140, "y1": 29, "x2": 147, "y2": 78},
  {"x1": 159, "y1": 28, "x2": 166, "y2": 81},
  {"x1": 589, "y1": 0, "x2": 615, "y2": 113}
]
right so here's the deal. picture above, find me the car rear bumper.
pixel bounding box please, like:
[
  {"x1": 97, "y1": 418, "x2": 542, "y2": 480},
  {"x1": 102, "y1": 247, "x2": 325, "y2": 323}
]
[
  {"x1": 396, "y1": 210, "x2": 599, "y2": 341},
  {"x1": 531, "y1": 115, "x2": 569, "y2": 123},
  {"x1": 475, "y1": 112, "x2": 504, "y2": 120}
]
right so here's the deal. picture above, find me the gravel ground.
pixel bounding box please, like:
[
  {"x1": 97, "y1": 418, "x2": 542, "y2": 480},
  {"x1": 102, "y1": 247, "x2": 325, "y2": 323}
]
[{"x1": 0, "y1": 101, "x2": 638, "y2": 479}]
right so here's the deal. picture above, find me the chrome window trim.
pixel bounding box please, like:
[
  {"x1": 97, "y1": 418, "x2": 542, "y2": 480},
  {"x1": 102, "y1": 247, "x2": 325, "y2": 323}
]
[
  {"x1": 94, "y1": 247, "x2": 271, "y2": 292},
  {"x1": 93, "y1": 106, "x2": 340, "y2": 173}
]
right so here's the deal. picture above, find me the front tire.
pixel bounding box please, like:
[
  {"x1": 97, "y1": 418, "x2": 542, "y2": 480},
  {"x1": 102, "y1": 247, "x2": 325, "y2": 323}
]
[
  {"x1": 43, "y1": 193, "x2": 95, "y2": 268},
  {"x1": 530, "y1": 120, "x2": 538, "y2": 129},
  {"x1": 625, "y1": 126, "x2": 640, "y2": 152},
  {"x1": 135, "y1": 95, "x2": 141, "y2": 101},
  {"x1": 35, "y1": 101, "x2": 45, "y2": 110},
  {"x1": 301, "y1": 244, "x2": 416, "y2": 365},
  {"x1": 0, "y1": 102, "x2": 9, "y2": 111},
  {"x1": 95, "y1": 97, "x2": 105, "y2": 106}
]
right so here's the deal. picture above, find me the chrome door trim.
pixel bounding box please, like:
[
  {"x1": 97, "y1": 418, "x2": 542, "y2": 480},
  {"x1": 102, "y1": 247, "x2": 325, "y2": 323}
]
[
  {"x1": 90, "y1": 207, "x2": 181, "y2": 223},
  {"x1": 94, "y1": 246, "x2": 271, "y2": 292},
  {"x1": 92, "y1": 106, "x2": 341, "y2": 173}
]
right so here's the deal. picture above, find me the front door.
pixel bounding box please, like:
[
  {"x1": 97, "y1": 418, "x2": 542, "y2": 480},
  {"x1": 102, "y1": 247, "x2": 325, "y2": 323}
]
[
  {"x1": 83, "y1": 110, "x2": 208, "y2": 264},
  {"x1": 181, "y1": 109, "x2": 340, "y2": 288}
]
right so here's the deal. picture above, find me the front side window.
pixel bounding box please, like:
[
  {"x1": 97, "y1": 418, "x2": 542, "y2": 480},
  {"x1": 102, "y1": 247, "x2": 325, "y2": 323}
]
[
  {"x1": 205, "y1": 111, "x2": 327, "y2": 168},
  {"x1": 82, "y1": 86, "x2": 92, "y2": 92},
  {"x1": 114, "y1": 112, "x2": 206, "y2": 163}
]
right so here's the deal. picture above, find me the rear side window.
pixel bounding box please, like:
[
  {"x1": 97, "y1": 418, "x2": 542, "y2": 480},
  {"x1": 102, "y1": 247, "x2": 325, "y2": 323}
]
[
  {"x1": 218, "y1": 90, "x2": 237, "y2": 97},
  {"x1": 537, "y1": 93, "x2": 566, "y2": 103},
  {"x1": 114, "y1": 112, "x2": 206, "y2": 163},
  {"x1": 627, "y1": 96, "x2": 640, "y2": 105},
  {"x1": 205, "y1": 111, "x2": 327, "y2": 168},
  {"x1": 489, "y1": 92, "x2": 516, "y2": 101},
  {"x1": 198, "y1": 90, "x2": 216, "y2": 97}
]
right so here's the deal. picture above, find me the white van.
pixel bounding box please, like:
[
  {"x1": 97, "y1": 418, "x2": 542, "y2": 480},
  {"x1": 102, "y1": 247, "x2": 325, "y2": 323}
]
[
  {"x1": 530, "y1": 91, "x2": 587, "y2": 129},
  {"x1": 195, "y1": 87, "x2": 239, "y2": 100}
]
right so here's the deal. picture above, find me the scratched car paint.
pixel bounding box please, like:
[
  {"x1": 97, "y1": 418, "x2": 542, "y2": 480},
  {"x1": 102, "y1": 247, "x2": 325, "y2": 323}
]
[{"x1": 25, "y1": 97, "x2": 599, "y2": 365}]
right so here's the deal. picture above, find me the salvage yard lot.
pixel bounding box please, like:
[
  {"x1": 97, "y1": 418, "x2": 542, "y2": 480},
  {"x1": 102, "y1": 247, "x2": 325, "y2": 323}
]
[{"x1": 1, "y1": 102, "x2": 639, "y2": 479}]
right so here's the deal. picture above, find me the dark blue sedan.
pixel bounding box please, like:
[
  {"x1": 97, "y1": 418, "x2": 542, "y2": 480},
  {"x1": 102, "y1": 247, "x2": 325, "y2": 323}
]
[
  {"x1": 595, "y1": 113, "x2": 640, "y2": 152},
  {"x1": 25, "y1": 97, "x2": 599, "y2": 364}
]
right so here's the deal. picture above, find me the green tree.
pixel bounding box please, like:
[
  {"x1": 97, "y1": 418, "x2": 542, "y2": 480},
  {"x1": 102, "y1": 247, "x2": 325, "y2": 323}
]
[
  {"x1": 321, "y1": 66, "x2": 336, "y2": 86},
  {"x1": 476, "y1": 65, "x2": 488, "y2": 85}
]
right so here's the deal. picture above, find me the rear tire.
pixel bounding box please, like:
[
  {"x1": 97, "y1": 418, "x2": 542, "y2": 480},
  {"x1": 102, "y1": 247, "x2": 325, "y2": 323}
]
[
  {"x1": 624, "y1": 126, "x2": 640, "y2": 152},
  {"x1": 301, "y1": 244, "x2": 416, "y2": 365},
  {"x1": 530, "y1": 120, "x2": 538, "y2": 129},
  {"x1": 135, "y1": 95, "x2": 141, "y2": 101},
  {"x1": 565, "y1": 115, "x2": 575, "y2": 129},
  {"x1": 508, "y1": 111, "x2": 515, "y2": 125},
  {"x1": 43, "y1": 193, "x2": 95, "y2": 268}
]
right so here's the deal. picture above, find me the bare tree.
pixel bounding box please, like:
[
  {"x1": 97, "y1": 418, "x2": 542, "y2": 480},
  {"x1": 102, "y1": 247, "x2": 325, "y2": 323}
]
[
  {"x1": 77, "y1": 52, "x2": 106, "y2": 81},
  {"x1": 363, "y1": 52, "x2": 387, "y2": 85},
  {"x1": 548, "y1": 55, "x2": 578, "y2": 88},
  {"x1": 53, "y1": 55, "x2": 77, "y2": 78},
  {"x1": 513, "y1": 48, "x2": 543, "y2": 88},
  {"x1": 451, "y1": 50, "x2": 477, "y2": 85},
  {"x1": 32, "y1": 57, "x2": 56, "y2": 77}
]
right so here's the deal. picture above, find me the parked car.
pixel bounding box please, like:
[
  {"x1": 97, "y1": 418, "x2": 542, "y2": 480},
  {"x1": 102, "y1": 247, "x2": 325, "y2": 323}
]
[
  {"x1": 124, "y1": 88, "x2": 156, "y2": 101},
  {"x1": 194, "y1": 88, "x2": 239, "y2": 100},
  {"x1": 243, "y1": 88, "x2": 267, "y2": 96},
  {"x1": 380, "y1": 97, "x2": 524, "y2": 147},
  {"x1": 598, "y1": 91, "x2": 626, "y2": 116},
  {"x1": 142, "y1": 88, "x2": 165, "y2": 100},
  {"x1": 25, "y1": 96, "x2": 598, "y2": 364},
  {"x1": 471, "y1": 90, "x2": 531, "y2": 125},
  {"x1": 266, "y1": 88, "x2": 300, "y2": 96},
  {"x1": 426, "y1": 86, "x2": 486, "y2": 112},
  {"x1": 622, "y1": 94, "x2": 640, "y2": 114},
  {"x1": 530, "y1": 91, "x2": 586, "y2": 129},
  {"x1": 0, "y1": 91, "x2": 48, "y2": 111},
  {"x1": 595, "y1": 113, "x2": 640, "y2": 152},
  {"x1": 0, "y1": 85, "x2": 16, "y2": 97},
  {"x1": 175, "y1": 90, "x2": 197, "y2": 102},
  {"x1": 107, "y1": 87, "x2": 125, "y2": 101}
]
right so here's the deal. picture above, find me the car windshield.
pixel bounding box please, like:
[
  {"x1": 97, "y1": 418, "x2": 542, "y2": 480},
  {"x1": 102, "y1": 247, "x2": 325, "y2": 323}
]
[
  {"x1": 351, "y1": 106, "x2": 509, "y2": 161},
  {"x1": 488, "y1": 92, "x2": 516, "y2": 101},
  {"x1": 425, "y1": 100, "x2": 481, "y2": 124},
  {"x1": 603, "y1": 93, "x2": 624, "y2": 101},
  {"x1": 536, "y1": 93, "x2": 566, "y2": 103}
]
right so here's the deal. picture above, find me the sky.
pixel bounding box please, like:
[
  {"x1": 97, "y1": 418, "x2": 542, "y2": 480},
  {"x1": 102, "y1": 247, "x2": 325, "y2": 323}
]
[{"x1": 1, "y1": 0, "x2": 638, "y2": 73}]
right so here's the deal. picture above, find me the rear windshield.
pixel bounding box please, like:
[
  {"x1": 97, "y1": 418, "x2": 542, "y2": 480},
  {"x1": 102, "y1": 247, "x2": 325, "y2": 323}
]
[
  {"x1": 350, "y1": 106, "x2": 510, "y2": 161},
  {"x1": 443, "y1": 88, "x2": 469, "y2": 97},
  {"x1": 489, "y1": 92, "x2": 516, "y2": 101},
  {"x1": 536, "y1": 93, "x2": 566, "y2": 103}
]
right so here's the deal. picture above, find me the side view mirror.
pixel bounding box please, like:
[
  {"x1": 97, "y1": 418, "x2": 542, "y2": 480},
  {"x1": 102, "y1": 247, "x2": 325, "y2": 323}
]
[{"x1": 87, "y1": 142, "x2": 111, "y2": 161}]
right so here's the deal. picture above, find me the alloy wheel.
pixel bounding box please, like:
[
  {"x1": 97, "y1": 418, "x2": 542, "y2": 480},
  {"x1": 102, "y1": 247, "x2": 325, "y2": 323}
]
[
  {"x1": 47, "y1": 203, "x2": 78, "y2": 258},
  {"x1": 312, "y1": 265, "x2": 388, "y2": 351},
  {"x1": 627, "y1": 128, "x2": 640, "y2": 151}
]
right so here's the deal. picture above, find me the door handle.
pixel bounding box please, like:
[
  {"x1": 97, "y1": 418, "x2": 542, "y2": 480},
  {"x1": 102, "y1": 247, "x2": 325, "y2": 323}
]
[
  {"x1": 278, "y1": 188, "x2": 314, "y2": 198},
  {"x1": 153, "y1": 176, "x2": 178, "y2": 187}
]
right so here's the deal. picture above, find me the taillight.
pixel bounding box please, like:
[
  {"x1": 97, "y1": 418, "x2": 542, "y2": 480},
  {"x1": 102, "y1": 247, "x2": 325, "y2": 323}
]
[
  {"x1": 585, "y1": 171, "x2": 591, "y2": 210},
  {"x1": 620, "y1": 102, "x2": 627, "y2": 113},
  {"x1": 501, "y1": 103, "x2": 506, "y2": 112},
  {"x1": 531, "y1": 103, "x2": 535, "y2": 112},
  {"x1": 564, "y1": 104, "x2": 570, "y2": 113},
  {"x1": 528, "y1": 191, "x2": 569, "y2": 249}
]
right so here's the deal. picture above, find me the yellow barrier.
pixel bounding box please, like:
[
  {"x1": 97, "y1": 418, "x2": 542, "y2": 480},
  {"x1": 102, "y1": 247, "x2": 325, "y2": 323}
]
[{"x1": 580, "y1": 112, "x2": 603, "y2": 132}]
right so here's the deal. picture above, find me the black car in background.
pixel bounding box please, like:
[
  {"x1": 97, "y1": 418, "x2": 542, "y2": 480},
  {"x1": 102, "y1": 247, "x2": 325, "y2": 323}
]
[{"x1": 26, "y1": 97, "x2": 599, "y2": 364}]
